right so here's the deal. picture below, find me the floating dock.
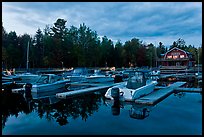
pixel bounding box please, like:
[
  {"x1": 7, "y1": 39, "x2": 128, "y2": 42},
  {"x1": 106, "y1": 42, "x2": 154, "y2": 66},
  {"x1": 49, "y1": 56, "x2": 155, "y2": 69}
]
[
  {"x1": 135, "y1": 82, "x2": 186, "y2": 105},
  {"x1": 160, "y1": 73, "x2": 197, "y2": 79},
  {"x1": 155, "y1": 86, "x2": 202, "y2": 93},
  {"x1": 56, "y1": 82, "x2": 126, "y2": 99},
  {"x1": 174, "y1": 87, "x2": 202, "y2": 93}
]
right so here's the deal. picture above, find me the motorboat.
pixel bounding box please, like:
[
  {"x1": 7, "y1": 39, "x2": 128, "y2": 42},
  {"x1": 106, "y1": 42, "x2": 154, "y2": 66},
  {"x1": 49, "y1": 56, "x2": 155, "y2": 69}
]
[
  {"x1": 25, "y1": 74, "x2": 70, "y2": 93},
  {"x1": 86, "y1": 75, "x2": 114, "y2": 83},
  {"x1": 86, "y1": 69, "x2": 114, "y2": 83},
  {"x1": 65, "y1": 68, "x2": 88, "y2": 82},
  {"x1": 13, "y1": 73, "x2": 41, "y2": 84},
  {"x1": 65, "y1": 68, "x2": 114, "y2": 83},
  {"x1": 2, "y1": 71, "x2": 40, "y2": 84},
  {"x1": 150, "y1": 67, "x2": 160, "y2": 76},
  {"x1": 2, "y1": 72, "x2": 13, "y2": 83},
  {"x1": 105, "y1": 70, "x2": 158, "y2": 101}
]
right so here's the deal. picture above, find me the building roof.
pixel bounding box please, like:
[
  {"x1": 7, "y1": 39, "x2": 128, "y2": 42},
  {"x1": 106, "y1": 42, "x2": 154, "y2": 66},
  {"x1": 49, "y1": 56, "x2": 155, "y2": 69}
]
[{"x1": 164, "y1": 47, "x2": 189, "y2": 59}]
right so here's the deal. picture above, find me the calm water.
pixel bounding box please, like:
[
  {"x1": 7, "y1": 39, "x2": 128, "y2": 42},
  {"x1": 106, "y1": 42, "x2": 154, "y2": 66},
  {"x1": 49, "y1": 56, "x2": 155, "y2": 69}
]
[{"x1": 2, "y1": 78, "x2": 202, "y2": 135}]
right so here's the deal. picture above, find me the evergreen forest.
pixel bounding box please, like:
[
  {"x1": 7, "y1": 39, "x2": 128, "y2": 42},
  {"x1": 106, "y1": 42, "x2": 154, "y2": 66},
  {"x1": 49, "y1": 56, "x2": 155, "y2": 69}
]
[{"x1": 2, "y1": 18, "x2": 202, "y2": 70}]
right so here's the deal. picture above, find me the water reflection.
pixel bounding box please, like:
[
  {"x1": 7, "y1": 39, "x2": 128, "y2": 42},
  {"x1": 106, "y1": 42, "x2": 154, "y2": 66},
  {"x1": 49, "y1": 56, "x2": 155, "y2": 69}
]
[
  {"x1": 1, "y1": 92, "x2": 34, "y2": 129},
  {"x1": 48, "y1": 92, "x2": 104, "y2": 126},
  {"x1": 106, "y1": 100, "x2": 155, "y2": 120},
  {"x1": 173, "y1": 91, "x2": 186, "y2": 98},
  {"x1": 158, "y1": 76, "x2": 201, "y2": 88},
  {"x1": 1, "y1": 90, "x2": 105, "y2": 128},
  {"x1": 2, "y1": 76, "x2": 201, "y2": 131}
]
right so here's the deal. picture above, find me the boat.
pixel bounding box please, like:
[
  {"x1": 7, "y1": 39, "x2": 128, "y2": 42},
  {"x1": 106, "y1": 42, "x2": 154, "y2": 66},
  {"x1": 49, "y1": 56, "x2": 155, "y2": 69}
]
[
  {"x1": 150, "y1": 67, "x2": 160, "y2": 76},
  {"x1": 86, "y1": 69, "x2": 114, "y2": 83},
  {"x1": 2, "y1": 72, "x2": 13, "y2": 83},
  {"x1": 65, "y1": 68, "x2": 88, "y2": 82},
  {"x1": 13, "y1": 73, "x2": 41, "y2": 84},
  {"x1": 65, "y1": 68, "x2": 114, "y2": 83},
  {"x1": 105, "y1": 70, "x2": 158, "y2": 101},
  {"x1": 9, "y1": 41, "x2": 40, "y2": 84},
  {"x1": 2, "y1": 71, "x2": 41, "y2": 84},
  {"x1": 25, "y1": 74, "x2": 70, "y2": 93}
]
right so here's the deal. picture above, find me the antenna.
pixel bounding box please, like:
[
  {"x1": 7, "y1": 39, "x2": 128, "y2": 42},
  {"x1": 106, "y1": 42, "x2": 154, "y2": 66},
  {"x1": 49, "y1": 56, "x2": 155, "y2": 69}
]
[
  {"x1": 155, "y1": 41, "x2": 157, "y2": 68},
  {"x1": 26, "y1": 40, "x2": 30, "y2": 72},
  {"x1": 198, "y1": 46, "x2": 199, "y2": 74}
]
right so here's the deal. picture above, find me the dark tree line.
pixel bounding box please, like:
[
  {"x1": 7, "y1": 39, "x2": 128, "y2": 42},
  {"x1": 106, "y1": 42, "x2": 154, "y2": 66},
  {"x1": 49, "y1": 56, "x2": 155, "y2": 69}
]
[{"x1": 2, "y1": 18, "x2": 202, "y2": 70}]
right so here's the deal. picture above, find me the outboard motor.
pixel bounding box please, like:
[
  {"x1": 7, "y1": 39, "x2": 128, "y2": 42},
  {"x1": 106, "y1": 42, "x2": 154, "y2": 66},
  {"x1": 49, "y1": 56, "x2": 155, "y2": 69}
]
[
  {"x1": 111, "y1": 87, "x2": 120, "y2": 100},
  {"x1": 24, "y1": 83, "x2": 32, "y2": 99},
  {"x1": 111, "y1": 99, "x2": 120, "y2": 116}
]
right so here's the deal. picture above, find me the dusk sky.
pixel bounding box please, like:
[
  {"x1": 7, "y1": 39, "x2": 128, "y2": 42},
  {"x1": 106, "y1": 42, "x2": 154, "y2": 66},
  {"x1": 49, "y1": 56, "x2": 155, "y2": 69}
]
[{"x1": 2, "y1": 2, "x2": 202, "y2": 47}]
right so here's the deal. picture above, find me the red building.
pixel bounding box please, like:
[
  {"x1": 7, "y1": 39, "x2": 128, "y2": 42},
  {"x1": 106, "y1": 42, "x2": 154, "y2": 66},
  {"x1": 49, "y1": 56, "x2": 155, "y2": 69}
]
[{"x1": 158, "y1": 47, "x2": 195, "y2": 68}]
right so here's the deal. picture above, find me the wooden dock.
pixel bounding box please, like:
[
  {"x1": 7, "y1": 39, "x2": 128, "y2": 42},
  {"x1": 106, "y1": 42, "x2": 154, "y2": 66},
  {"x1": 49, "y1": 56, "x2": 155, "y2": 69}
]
[
  {"x1": 155, "y1": 86, "x2": 202, "y2": 93},
  {"x1": 160, "y1": 73, "x2": 196, "y2": 79},
  {"x1": 56, "y1": 82, "x2": 126, "y2": 99},
  {"x1": 174, "y1": 87, "x2": 202, "y2": 93},
  {"x1": 135, "y1": 82, "x2": 186, "y2": 105}
]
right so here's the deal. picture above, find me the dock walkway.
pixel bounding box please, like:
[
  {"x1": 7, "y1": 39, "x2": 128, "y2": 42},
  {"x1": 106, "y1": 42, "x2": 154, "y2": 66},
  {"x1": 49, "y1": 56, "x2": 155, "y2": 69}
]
[
  {"x1": 56, "y1": 82, "x2": 126, "y2": 99},
  {"x1": 135, "y1": 82, "x2": 186, "y2": 105}
]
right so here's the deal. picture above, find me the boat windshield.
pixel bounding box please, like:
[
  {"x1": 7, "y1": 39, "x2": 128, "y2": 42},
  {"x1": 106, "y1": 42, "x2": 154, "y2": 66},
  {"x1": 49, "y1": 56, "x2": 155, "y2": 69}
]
[
  {"x1": 36, "y1": 75, "x2": 49, "y2": 84},
  {"x1": 126, "y1": 71, "x2": 150, "y2": 89},
  {"x1": 126, "y1": 76, "x2": 145, "y2": 89},
  {"x1": 72, "y1": 68, "x2": 88, "y2": 76}
]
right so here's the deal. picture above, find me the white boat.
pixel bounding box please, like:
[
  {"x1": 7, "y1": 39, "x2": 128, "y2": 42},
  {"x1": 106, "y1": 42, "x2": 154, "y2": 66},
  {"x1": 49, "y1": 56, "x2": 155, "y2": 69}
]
[
  {"x1": 27, "y1": 74, "x2": 70, "y2": 93},
  {"x1": 86, "y1": 69, "x2": 114, "y2": 83},
  {"x1": 13, "y1": 73, "x2": 41, "y2": 84},
  {"x1": 65, "y1": 68, "x2": 114, "y2": 83},
  {"x1": 86, "y1": 75, "x2": 114, "y2": 83},
  {"x1": 2, "y1": 72, "x2": 13, "y2": 83},
  {"x1": 150, "y1": 69, "x2": 160, "y2": 76},
  {"x1": 66, "y1": 68, "x2": 88, "y2": 82},
  {"x1": 105, "y1": 70, "x2": 158, "y2": 101},
  {"x1": 2, "y1": 71, "x2": 40, "y2": 84}
]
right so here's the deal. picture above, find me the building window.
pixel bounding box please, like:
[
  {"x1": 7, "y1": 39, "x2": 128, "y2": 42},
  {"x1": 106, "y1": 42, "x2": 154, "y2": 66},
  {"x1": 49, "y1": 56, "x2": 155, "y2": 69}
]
[
  {"x1": 180, "y1": 55, "x2": 184, "y2": 58},
  {"x1": 173, "y1": 56, "x2": 178, "y2": 59},
  {"x1": 167, "y1": 55, "x2": 172, "y2": 59}
]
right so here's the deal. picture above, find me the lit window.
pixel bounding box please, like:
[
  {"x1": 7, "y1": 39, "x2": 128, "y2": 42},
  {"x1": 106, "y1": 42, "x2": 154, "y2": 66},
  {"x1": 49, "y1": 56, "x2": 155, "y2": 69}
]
[
  {"x1": 167, "y1": 56, "x2": 172, "y2": 59},
  {"x1": 180, "y1": 55, "x2": 184, "y2": 58},
  {"x1": 173, "y1": 56, "x2": 178, "y2": 59}
]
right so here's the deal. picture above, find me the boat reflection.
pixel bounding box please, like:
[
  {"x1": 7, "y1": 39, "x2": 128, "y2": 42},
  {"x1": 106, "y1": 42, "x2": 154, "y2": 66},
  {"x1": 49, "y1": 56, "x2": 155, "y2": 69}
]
[
  {"x1": 1, "y1": 89, "x2": 105, "y2": 128},
  {"x1": 106, "y1": 99, "x2": 155, "y2": 120},
  {"x1": 128, "y1": 104, "x2": 151, "y2": 120}
]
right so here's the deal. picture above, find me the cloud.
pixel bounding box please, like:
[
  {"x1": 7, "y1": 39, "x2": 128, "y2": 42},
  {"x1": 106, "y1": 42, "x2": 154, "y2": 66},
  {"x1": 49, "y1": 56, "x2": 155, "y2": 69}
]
[{"x1": 2, "y1": 2, "x2": 202, "y2": 47}]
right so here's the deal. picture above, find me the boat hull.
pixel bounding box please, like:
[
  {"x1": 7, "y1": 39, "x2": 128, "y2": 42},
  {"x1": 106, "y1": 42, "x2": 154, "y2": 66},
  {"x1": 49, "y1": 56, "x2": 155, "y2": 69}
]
[
  {"x1": 15, "y1": 75, "x2": 40, "y2": 83},
  {"x1": 86, "y1": 76, "x2": 114, "y2": 83},
  {"x1": 31, "y1": 80, "x2": 70, "y2": 93},
  {"x1": 67, "y1": 76, "x2": 87, "y2": 82},
  {"x1": 105, "y1": 81, "x2": 158, "y2": 101}
]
